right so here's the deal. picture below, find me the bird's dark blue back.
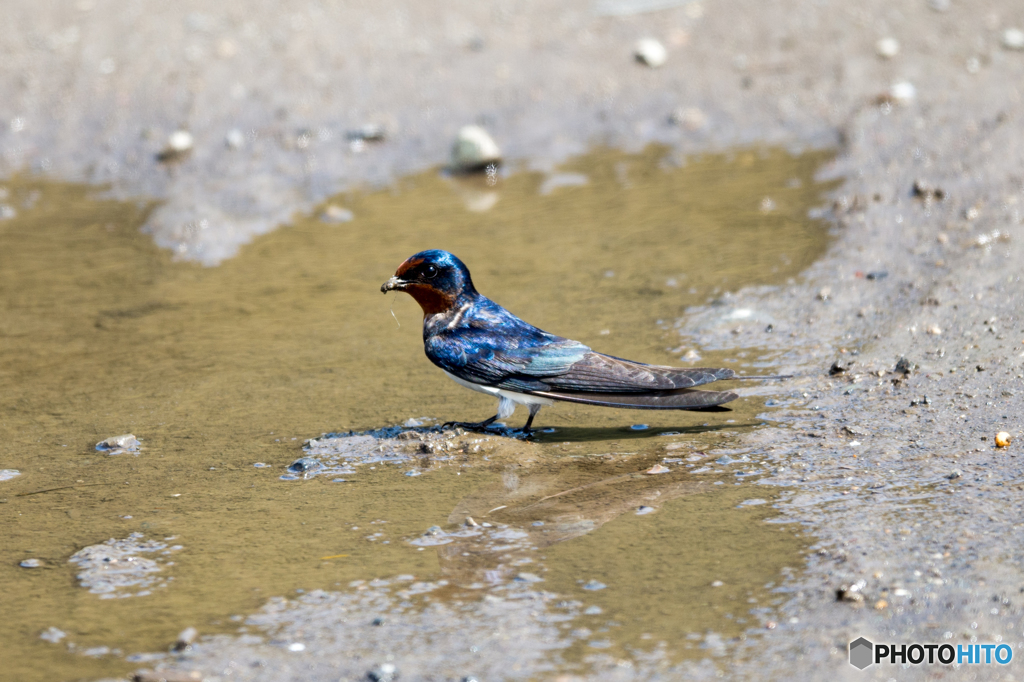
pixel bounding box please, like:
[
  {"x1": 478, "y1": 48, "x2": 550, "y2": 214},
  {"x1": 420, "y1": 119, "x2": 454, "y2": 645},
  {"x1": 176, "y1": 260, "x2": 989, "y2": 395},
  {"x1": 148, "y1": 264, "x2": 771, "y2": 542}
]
[{"x1": 423, "y1": 293, "x2": 592, "y2": 391}]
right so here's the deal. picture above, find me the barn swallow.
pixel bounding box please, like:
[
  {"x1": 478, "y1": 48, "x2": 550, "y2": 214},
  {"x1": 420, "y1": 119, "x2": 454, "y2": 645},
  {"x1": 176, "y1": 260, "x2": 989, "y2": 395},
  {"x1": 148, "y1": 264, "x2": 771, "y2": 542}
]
[{"x1": 382, "y1": 249, "x2": 775, "y2": 433}]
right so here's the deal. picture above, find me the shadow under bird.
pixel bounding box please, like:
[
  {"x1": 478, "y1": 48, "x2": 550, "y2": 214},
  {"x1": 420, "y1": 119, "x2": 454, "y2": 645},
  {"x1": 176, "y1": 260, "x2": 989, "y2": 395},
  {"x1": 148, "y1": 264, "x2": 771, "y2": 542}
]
[{"x1": 382, "y1": 249, "x2": 781, "y2": 434}]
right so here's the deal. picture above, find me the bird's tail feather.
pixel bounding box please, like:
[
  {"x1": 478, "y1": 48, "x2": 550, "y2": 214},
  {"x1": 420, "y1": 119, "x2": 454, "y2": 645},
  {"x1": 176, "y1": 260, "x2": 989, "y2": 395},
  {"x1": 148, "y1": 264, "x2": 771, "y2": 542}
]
[
  {"x1": 533, "y1": 388, "x2": 738, "y2": 411},
  {"x1": 727, "y1": 374, "x2": 792, "y2": 381}
]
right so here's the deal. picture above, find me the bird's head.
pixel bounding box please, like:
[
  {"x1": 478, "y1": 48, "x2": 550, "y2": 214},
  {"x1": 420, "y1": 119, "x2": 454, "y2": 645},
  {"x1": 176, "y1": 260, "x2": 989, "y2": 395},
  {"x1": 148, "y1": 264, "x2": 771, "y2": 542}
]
[{"x1": 381, "y1": 249, "x2": 477, "y2": 315}]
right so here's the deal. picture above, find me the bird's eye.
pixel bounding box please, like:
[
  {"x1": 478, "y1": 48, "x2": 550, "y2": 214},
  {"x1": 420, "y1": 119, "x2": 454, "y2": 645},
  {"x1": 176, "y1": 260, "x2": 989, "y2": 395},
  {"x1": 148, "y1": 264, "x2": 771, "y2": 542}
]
[{"x1": 424, "y1": 265, "x2": 438, "y2": 279}]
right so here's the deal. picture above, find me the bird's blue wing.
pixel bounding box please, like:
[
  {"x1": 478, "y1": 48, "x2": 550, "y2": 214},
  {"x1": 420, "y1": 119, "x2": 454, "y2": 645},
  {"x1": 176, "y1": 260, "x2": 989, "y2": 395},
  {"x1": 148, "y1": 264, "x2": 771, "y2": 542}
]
[
  {"x1": 423, "y1": 295, "x2": 734, "y2": 396},
  {"x1": 425, "y1": 330, "x2": 591, "y2": 391}
]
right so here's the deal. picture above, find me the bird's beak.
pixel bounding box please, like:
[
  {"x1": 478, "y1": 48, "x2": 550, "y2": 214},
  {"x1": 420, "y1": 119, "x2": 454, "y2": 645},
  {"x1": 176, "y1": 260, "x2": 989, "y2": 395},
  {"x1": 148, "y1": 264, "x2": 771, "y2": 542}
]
[{"x1": 381, "y1": 276, "x2": 406, "y2": 294}]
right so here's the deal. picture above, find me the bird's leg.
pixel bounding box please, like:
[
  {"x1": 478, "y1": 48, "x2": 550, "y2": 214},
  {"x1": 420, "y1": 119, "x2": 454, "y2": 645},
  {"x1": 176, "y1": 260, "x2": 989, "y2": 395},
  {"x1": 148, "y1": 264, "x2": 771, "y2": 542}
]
[
  {"x1": 442, "y1": 414, "x2": 499, "y2": 432},
  {"x1": 518, "y1": 404, "x2": 542, "y2": 436}
]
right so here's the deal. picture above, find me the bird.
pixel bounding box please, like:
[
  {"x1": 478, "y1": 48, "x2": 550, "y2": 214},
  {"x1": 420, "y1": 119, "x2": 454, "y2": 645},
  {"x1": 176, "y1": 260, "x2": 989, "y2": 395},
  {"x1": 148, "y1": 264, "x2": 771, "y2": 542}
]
[{"x1": 381, "y1": 249, "x2": 778, "y2": 434}]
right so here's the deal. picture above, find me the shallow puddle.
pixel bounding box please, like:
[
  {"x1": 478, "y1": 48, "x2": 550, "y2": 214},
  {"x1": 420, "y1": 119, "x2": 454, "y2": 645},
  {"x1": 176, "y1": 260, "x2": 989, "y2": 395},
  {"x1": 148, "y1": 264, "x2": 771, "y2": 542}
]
[{"x1": 0, "y1": 146, "x2": 836, "y2": 681}]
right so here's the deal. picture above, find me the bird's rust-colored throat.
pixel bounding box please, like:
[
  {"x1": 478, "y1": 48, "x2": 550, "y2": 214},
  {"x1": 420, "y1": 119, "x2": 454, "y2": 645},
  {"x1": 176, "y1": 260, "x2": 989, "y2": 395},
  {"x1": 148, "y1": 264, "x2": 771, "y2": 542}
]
[{"x1": 402, "y1": 283, "x2": 455, "y2": 316}]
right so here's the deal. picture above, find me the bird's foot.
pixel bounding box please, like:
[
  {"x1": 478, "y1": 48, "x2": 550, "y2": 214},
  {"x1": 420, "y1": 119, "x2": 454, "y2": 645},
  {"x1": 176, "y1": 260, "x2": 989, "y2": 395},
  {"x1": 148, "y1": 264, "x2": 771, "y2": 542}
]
[{"x1": 441, "y1": 417, "x2": 498, "y2": 433}]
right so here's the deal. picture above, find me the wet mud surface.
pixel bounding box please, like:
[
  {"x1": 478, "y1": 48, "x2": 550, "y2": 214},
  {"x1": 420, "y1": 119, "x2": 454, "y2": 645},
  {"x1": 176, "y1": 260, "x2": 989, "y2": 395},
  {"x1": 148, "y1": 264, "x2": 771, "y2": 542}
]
[
  {"x1": 3, "y1": 0, "x2": 1024, "y2": 679},
  {"x1": 1, "y1": 148, "x2": 832, "y2": 681}
]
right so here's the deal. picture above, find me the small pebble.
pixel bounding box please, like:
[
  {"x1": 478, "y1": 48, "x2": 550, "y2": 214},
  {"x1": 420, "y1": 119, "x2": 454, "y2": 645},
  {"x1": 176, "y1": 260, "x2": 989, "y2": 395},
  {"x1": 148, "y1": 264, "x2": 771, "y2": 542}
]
[
  {"x1": 225, "y1": 128, "x2": 245, "y2": 149},
  {"x1": 253, "y1": 462, "x2": 270, "y2": 468},
  {"x1": 287, "y1": 457, "x2": 323, "y2": 474},
  {"x1": 346, "y1": 124, "x2": 386, "y2": 142},
  {"x1": 167, "y1": 131, "x2": 193, "y2": 152},
  {"x1": 837, "y1": 583, "x2": 866, "y2": 604},
  {"x1": 39, "y1": 627, "x2": 66, "y2": 643},
  {"x1": 464, "y1": 517, "x2": 478, "y2": 527},
  {"x1": 829, "y1": 360, "x2": 850, "y2": 375},
  {"x1": 634, "y1": 38, "x2": 668, "y2": 67},
  {"x1": 669, "y1": 106, "x2": 706, "y2": 130},
  {"x1": 888, "y1": 81, "x2": 916, "y2": 105},
  {"x1": 948, "y1": 469, "x2": 962, "y2": 480},
  {"x1": 514, "y1": 572, "x2": 543, "y2": 583},
  {"x1": 1002, "y1": 28, "x2": 1024, "y2": 51},
  {"x1": 424, "y1": 525, "x2": 443, "y2": 536},
  {"x1": 287, "y1": 642, "x2": 306, "y2": 652},
  {"x1": 320, "y1": 205, "x2": 354, "y2": 223},
  {"x1": 20, "y1": 558, "x2": 42, "y2": 568},
  {"x1": 912, "y1": 179, "x2": 945, "y2": 201},
  {"x1": 158, "y1": 130, "x2": 194, "y2": 161},
  {"x1": 875, "y1": 37, "x2": 900, "y2": 59},
  {"x1": 96, "y1": 434, "x2": 140, "y2": 455},
  {"x1": 172, "y1": 627, "x2": 197, "y2": 651},
  {"x1": 926, "y1": 325, "x2": 942, "y2": 335},
  {"x1": 636, "y1": 506, "x2": 656, "y2": 515},
  {"x1": 643, "y1": 464, "x2": 670, "y2": 475},
  {"x1": 995, "y1": 432, "x2": 1012, "y2": 448},
  {"x1": 451, "y1": 125, "x2": 501, "y2": 172},
  {"x1": 894, "y1": 357, "x2": 915, "y2": 374},
  {"x1": 582, "y1": 580, "x2": 607, "y2": 591},
  {"x1": 711, "y1": 580, "x2": 724, "y2": 587},
  {"x1": 368, "y1": 663, "x2": 398, "y2": 682}
]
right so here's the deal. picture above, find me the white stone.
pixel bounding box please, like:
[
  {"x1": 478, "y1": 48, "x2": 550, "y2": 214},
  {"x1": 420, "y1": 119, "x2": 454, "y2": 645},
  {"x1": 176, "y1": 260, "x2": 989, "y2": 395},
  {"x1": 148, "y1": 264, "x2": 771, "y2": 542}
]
[
  {"x1": 167, "y1": 130, "x2": 194, "y2": 153},
  {"x1": 875, "y1": 37, "x2": 900, "y2": 59},
  {"x1": 450, "y1": 125, "x2": 501, "y2": 171},
  {"x1": 888, "y1": 81, "x2": 916, "y2": 105},
  {"x1": 1003, "y1": 28, "x2": 1024, "y2": 51},
  {"x1": 634, "y1": 38, "x2": 667, "y2": 67},
  {"x1": 225, "y1": 128, "x2": 245, "y2": 149}
]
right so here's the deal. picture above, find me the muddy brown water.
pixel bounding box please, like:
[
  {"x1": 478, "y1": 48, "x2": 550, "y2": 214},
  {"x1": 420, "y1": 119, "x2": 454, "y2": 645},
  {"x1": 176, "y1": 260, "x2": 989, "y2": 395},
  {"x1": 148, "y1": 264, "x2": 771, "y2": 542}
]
[{"x1": 0, "y1": 146, "x2": 836, "y2": 681}]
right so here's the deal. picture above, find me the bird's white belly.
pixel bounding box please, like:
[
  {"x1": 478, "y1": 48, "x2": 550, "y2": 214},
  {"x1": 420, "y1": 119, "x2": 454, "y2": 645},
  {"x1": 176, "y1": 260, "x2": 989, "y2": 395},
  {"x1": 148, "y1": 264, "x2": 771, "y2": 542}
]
[{"x1": 443, "y1": 371, "x2": 554, "y2": 415}]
